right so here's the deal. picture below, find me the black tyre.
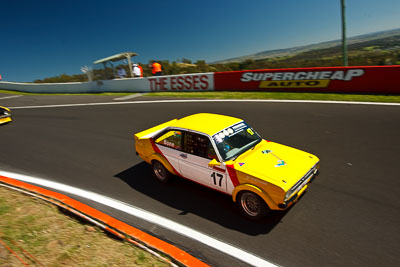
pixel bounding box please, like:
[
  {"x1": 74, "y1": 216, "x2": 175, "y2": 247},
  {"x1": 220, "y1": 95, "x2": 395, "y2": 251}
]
[
  {"x1": 151, "y1": 160, "x2": 171, "y2": 184},
  {"x1": 237, "y1": 191, "x2": 269, "y2": 220}
]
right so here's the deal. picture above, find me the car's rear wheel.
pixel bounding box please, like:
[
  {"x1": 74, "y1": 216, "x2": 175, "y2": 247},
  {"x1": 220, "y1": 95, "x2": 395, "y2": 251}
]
[
  {"x1": 151, "y1": 160, "x2": 171, "y2": 184},
  {"x1": 237, "y1": 191, "x2": 269, "y2": 220}
]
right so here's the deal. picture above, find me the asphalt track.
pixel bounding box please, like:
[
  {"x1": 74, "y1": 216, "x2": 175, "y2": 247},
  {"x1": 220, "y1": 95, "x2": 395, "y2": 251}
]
[{"x1": 1, "y1": 93, "x2": 399, "y2": 266}]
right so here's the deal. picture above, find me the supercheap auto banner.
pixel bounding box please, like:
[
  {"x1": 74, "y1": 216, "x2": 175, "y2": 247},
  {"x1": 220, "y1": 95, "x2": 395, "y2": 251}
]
[{"x1": 213, "y1": 66, "x2": 400, "y2": 94}]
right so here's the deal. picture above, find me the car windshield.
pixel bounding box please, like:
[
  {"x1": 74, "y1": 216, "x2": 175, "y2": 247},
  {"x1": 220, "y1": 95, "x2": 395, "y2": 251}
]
[{"x1": 212, "y1": 121, "x2": 262, "y2": 161}]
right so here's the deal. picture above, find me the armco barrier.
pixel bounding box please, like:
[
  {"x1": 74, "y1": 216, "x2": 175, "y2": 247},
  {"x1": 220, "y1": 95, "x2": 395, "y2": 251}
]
[
  {"x1": 0, "y1": 78, "x2": 150, "y2": 93},
  {"x1": 214, "y1": 65, "x2": 400, "y2": 94},
  {"x1": 0, "y1": 73, "x2": 215, "y2": 94}
]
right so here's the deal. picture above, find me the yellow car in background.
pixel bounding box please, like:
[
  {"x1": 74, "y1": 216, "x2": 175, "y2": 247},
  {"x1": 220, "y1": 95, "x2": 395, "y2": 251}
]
[
  {"x1": 134, "y1": 113, "x2": 319, "y2": 220},
  {"x1": 0, "y1": 106, "x2": 12, "y2": 124}
]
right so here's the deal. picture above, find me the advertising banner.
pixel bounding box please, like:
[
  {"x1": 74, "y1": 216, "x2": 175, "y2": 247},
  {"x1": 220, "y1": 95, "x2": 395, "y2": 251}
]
[
  {"x1": 214, "y1": 66, "x2": 400, "y2": 94},
  {"x1": 147, "y1": 73, "x2": 214, "y2": 91}
]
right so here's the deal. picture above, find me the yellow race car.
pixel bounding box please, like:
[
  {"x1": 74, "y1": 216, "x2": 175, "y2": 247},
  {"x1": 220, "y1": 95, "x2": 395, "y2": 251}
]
[
  {"x1": 0, "y1": 106, "x2": 12, "y2": 125},
  {"x1": 134, "y1": 113, "x2": 319, "y2": 220}
]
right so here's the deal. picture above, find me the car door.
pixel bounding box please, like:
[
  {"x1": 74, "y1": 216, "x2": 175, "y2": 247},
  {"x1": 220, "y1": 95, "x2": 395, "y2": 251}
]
[{"x1": 178, "y1": 131, "x2": 227, "y2": 193}]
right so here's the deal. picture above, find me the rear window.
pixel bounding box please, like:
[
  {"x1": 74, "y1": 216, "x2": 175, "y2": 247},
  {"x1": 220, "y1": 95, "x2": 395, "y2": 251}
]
[{"x1": 155, "y1": 130, "x2": 182, "y2": 150}]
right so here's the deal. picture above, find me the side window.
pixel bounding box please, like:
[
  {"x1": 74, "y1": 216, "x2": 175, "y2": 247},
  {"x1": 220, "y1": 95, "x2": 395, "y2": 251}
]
[
  {"x1": 184, "y1": 132, "x2": 218, "y2": 160},
  {"x1": 155, "y1": 130, "x2": 182, "y2": 150}
]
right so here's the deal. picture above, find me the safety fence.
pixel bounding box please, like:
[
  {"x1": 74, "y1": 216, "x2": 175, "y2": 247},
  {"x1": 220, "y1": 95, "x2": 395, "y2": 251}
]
[{"x1": 0, "y1": 65, "x2": 399, "y2": 94}]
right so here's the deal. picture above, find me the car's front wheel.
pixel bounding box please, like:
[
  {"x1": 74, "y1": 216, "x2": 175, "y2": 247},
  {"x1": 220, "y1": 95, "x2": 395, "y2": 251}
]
[
  {"x1": 237, "y1": 191, "x2": 269, "y2": 220},
  {"x1": 151, "y1": 160, "x2": 171, "y2": 184}
]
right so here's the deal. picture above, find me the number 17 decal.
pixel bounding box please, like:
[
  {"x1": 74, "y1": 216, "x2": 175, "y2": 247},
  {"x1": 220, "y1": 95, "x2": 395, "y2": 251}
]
[{"x1": 211, "y1": 172, "x2": 224, "y2": 187}]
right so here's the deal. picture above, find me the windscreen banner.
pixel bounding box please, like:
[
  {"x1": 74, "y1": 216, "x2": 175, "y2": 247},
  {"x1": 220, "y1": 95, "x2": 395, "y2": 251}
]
[{"x1": 214, "y1": 66, "x2": 400, "y2": 94}]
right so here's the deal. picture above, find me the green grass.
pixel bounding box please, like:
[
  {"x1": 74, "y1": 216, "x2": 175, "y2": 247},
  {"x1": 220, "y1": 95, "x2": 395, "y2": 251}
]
[
  {"x1": 0, "y1": 186, "x2": 171, "y2": 267},
  {"x1": 146, "y1": 91, "x2": 400, "y2": 103},
  {"x1": 362, "y1": 46, "x2": 380, "y2": 51}
]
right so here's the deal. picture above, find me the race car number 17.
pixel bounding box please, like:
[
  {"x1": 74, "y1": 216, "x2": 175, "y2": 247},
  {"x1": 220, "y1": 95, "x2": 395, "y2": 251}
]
[{"x1": 211, "y1": 172, "x2": 223, "y2": 187}]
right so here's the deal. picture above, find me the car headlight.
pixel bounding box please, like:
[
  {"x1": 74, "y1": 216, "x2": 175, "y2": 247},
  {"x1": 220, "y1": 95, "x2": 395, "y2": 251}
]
[{"x1": 285, "y1": 188, "x2": 295, "y2": 202}]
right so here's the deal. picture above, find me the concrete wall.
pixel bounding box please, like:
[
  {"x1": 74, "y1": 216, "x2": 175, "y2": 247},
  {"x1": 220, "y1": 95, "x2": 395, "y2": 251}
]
[{"x1": 0, "y1": 73, "x2": 215, "y2": 94}]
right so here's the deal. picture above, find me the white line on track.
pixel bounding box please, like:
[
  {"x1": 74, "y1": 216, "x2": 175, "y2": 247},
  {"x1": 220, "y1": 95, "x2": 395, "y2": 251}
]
[
  {"x1": 8, "y1": 99, "x2": 400, "y2": 109},
  {"x1": 0, "y1": 170, "x2": 279, "y2": 267},
  {"x1": 113, "y1": 93, "x2": 144, "y2": 101},
  {"x1": 0, "y1": 95, "x2": 23, "y2": 100}
]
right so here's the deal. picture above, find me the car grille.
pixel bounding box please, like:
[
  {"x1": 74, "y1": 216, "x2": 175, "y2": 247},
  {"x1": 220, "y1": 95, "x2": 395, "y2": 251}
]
[
  {"x1": 292, "y1": 165, "x2": 316, "y2": 189},
  {"x1": 285, "y1": 163, "x2": 318, "y2": 201}
]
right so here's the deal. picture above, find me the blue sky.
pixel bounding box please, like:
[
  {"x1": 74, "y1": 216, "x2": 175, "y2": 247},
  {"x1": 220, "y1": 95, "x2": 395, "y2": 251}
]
[{"x1": 1, "y1": 0, "x2": 399, "y2": 82}]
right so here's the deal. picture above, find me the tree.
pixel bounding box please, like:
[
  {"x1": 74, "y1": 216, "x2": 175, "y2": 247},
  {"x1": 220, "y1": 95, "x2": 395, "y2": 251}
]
[
  {"x1": 195, "y1": 60, "x2": 208, "y2": 72},
  {"x1": 182, "y1": 58, "x2": 192, "y2": 64}
]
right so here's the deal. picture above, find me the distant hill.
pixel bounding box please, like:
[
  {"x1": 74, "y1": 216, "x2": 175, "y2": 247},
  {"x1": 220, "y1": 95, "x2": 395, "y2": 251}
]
[
  {"x1": 213, "y1": 28, "x2": 400, "y2": 64},
  {"x1": 33, "y1": 28, "x2": 400, "y2": 83}
]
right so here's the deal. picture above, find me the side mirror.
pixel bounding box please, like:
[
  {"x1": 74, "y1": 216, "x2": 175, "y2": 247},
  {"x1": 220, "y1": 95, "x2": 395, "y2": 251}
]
[{"x1": 208, "y1": 158, "x2": 221, "y2": 167}]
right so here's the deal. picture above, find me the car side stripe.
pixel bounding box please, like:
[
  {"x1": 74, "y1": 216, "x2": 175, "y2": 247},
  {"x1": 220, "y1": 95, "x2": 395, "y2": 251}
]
[
  {"x1": 150, "y1": 138, "x2": 163, "y2": 154},
  {"x1": 212, "y1": 166, "x2": 225, "y2": 173},
  {"x1": 226, "y1": 164, "x2": 240, "y2": 187}
]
